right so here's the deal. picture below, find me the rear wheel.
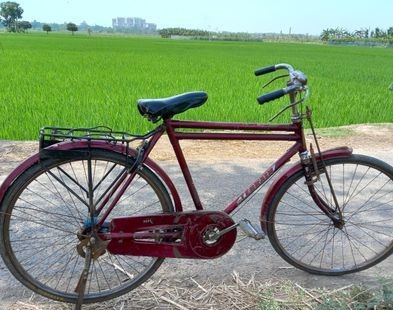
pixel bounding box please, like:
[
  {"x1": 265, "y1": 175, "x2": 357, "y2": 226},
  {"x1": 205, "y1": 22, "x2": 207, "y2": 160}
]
[
  {"x1": 266, "y1": 155, "x2": 393, "y2": 275},
  {"x1": 0, "y1": 149, "x2": 174, "y2": 303}
]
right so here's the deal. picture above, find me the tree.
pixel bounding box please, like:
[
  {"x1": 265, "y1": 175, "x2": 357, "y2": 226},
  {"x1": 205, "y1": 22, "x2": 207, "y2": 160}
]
[
  {"x1": 320, "y1": 29, "x2": 330, "y2": 41},
  {"x1": 42, "y1": 24, "x2": 51, "y2": 34},
  {"x1": 0, "y1": 1, "x2": 23, "y2": 32},
  {"x1": 373, "y1": 27, "x2": 386, "y2": 38},
  {"x1": 351, "y1": 28, "x2": 369, "y2": 39},
  {"x1": 387, "y1": 27, "x2": 393, "y2": 37},
  {"x1": 159, "y1": 28, "x2": 170, "y2": 38},
  {"x1": 66, "y1": 22, "x2": 78, "y2": 35},
  {"x1": 17, "y1": 20, "x2": 30, "y2": 32},
  {"x1": 158, "y1": 27, "x2": 210, "y2": 38}
]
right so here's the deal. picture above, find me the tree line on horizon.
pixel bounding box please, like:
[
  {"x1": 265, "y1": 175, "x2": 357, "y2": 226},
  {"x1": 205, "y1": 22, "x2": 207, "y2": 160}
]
[
  {"x1": 1, "y1": 1, "x2": 392, "y2": 44},
  {"x1": 321, "y1": 27, "x2": 393, "y2": 42},
  {"x1": 158, "y1": 27, "x2": 393, "y2": 44},
  {"x1": 0, "y1": 1, "x2": 112, "y2": 34}
]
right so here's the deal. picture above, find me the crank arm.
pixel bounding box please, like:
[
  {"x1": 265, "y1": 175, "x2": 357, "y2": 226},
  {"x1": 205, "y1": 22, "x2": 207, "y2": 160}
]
[{"x1": 205, "y1": 223, "x2": 239, "y2": 242}]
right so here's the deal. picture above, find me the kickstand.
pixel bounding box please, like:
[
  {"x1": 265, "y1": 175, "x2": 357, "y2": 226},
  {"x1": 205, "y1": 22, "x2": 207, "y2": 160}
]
[{"x1": 74, "y1": 244, "x2": 92, "y2": 310}]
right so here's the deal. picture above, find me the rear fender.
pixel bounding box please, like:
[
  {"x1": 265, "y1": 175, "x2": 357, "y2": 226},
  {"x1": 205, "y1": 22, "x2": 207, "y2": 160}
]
[
  {"x1": 260, "y1": 146, "x2": 353, "y2": 233},
  {"x1": 0, "y1": 140, "x2": 182, "y2": 211}
]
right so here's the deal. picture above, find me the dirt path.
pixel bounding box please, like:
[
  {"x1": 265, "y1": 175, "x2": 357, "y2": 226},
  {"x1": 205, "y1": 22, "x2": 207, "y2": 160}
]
[
  {"x1": 1, "y1": 124, "x2": 393, "y2": 165},
  {"x1": 0, "y1": 124, "x2": 393, "y2": 308}
]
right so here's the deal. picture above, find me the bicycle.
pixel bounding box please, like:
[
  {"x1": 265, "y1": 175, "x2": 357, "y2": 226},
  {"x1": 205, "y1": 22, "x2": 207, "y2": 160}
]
[{"x1": 1, "y1": 63, "x2": 392, "y2": 307}]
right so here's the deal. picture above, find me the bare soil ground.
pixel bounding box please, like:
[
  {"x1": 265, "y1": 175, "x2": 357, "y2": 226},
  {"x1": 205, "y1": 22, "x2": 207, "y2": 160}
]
[
  {"x1": 1, "y1": 124, "x2": 393, "y2": 166},
  {"x1": 0, "y1": 124, "x2": 393, "y2": 309}
]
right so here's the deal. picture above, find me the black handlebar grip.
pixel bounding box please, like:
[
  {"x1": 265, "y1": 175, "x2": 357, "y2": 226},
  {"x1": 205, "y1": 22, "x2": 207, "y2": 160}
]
[
  {"x1": 257, "y1": 89, "x2": 286, "y2": 104},
  {"x1": 254, "y1": 65, "x2": 276, "y2": 76}
]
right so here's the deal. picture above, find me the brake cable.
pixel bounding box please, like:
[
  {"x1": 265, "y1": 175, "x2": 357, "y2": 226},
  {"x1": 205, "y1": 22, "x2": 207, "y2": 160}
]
[
  {"x1": 262, "y1": 74, "x2": 289, "y2": 89},
  {"x1": 268, "y1": 87, "x2": 308, "y2": 122}
]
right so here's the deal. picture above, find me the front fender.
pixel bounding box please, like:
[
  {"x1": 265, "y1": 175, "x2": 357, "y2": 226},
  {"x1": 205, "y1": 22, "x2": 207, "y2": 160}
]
[
  {"x1": 0, "y1": 140, "x2": 182, "y2": 211},
  {"x1": 260, "y1": 146, "x2": 353, "y2": 233}
]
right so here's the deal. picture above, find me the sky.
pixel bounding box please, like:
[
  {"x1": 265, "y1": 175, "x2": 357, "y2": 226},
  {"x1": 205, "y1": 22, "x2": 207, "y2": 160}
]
[{"x1": 16, "y1": 0, "x2": 393, "y2": 35}]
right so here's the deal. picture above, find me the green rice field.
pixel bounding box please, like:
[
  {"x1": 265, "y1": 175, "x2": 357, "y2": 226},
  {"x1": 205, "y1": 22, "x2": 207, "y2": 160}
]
[{"x1": 0, "y1": 33, "x2": 392, "y2": 140}]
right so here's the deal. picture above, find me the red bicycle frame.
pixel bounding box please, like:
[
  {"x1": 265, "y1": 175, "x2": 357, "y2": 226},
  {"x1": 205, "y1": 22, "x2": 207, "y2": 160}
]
[
  {"x1": 165, "y1": 119, "x2": 307, "y2": 213},
  {"x1": 0, "y1": 115, "x2": 351, "y2": 231},
  {"x1": 123, "y1": 119, "x2": 307, "y2": 213},
  {"x1": 91, "y1": 115, "x2": 352, "y2": 228}
]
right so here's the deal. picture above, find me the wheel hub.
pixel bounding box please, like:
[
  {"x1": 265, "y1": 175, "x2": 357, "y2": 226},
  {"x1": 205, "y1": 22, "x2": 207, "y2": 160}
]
[
  {"x1": 77, "y1": 224, "x2": 110, "y2": 260},
  {"x1": 333, "y1": 219, "x2": 345, "y2": 229}
]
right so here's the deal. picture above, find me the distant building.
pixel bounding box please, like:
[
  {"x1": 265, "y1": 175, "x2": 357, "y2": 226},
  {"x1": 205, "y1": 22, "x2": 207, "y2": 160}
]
[{"x1": 112, "y1": 17, "x2": 157, "y2": 32}]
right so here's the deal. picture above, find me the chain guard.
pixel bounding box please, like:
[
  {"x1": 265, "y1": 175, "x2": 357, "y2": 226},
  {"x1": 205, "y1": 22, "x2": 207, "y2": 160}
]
[{"x1": 100, "y1": 211, "x2": 237, "y2": 259}]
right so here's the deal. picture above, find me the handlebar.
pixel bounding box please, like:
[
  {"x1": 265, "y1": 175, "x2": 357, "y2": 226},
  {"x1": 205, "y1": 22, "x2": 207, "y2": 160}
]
[
  {"x1": 254, "y1": 63, "x2": 308, "y2": 105},
  {"x1": 257, "y1": 85, "x2": 298, "y2": 104},
  {"x1": 254, "y1": 65, "x2": 276, "y2": 76},
  {"x1": 254, "y1": 63, "x2": 294, "y2": 76}
]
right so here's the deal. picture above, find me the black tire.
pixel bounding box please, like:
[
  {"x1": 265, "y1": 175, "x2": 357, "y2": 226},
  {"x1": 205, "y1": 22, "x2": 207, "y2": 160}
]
[
  {"x1": 0, "y1": 149, "x2": 174, "y2": 303},
  {"x1": 266, "y1": 155, "x2": 393, "y2": 275}
]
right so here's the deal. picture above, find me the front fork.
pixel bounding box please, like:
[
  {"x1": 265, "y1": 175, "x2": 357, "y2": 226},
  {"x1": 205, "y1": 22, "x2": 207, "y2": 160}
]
[
  {"x1": 301, "y1": 107, "x2": 345, "y2": 229},
  {"x1": 302, "y1": 158, "x2": 345, "y2": 229}
]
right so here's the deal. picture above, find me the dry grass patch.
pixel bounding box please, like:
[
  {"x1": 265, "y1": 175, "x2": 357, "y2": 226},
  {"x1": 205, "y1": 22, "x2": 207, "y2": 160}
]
[{"x1": 4, "y1": 272, "x2": 393, "y2": 310}]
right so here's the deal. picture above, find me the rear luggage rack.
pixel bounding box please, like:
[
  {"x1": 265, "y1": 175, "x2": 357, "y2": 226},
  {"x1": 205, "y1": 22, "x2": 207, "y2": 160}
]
[{"x1": 39, "y1": 126, "x2": 146, "y2": 150}]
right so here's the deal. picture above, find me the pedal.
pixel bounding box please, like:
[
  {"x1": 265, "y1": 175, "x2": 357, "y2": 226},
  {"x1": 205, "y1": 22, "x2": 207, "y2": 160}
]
[{"x1": 239, "y1": 219, "x2": 265, "y2": 240}]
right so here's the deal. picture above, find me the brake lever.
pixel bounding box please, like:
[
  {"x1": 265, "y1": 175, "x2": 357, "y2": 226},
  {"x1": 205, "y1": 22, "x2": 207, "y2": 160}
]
[{"x1": 262, "y1": 74, "x2": 289, "y2": 89}]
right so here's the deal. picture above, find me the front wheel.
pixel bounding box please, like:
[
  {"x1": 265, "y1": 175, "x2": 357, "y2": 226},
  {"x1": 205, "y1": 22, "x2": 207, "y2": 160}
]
[
  {"x1": 0, "y1": 149, "x2": 174, "y2": 303},
  {"x1": 266, "y1": 155, "x2": 393, "y2": 275}
]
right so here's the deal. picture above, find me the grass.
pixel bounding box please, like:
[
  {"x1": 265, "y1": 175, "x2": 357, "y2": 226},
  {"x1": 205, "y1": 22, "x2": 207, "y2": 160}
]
[
  {"x1": 4, "y1": 273, "x2": 393, "y2": 309},
  {"x1": 0, "y1": 32, "x2": 392, "y2": 140}
]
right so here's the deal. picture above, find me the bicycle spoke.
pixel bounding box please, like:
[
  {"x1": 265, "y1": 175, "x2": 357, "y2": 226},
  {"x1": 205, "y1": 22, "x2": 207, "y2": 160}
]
[
  {"x1": 106, "y1": 253, "x2": 124, "y2": 284},
  {"x1": 344, "y1": 165, "x2": 370, "y2": 205},
  {"x1": 288, "y1": 225, "x2": 329, "y2": 258},
  {"x1": 276, "y1": 227, "x2": 332, "y2": 241},
  {"x1": 66, "y1": 252, "x2": 81, "y2": 293},
  {"x1": 95, "y1": 166, "x2": 128, "y2": 207},
  {"x1": 24, "y1": 240, "x2": 76, "y2": 273},
  {"x1": 15, "y1": 199, "x2": 82, "y2": 227},
  {"x1": 283, "y1": 185, "x2": 323, "y2": 211},
  {"x1": 115, "y1": 254, "x2": 150, "y2": 272},
  {"x1": 32, "y1": 176, "x2": 83, "y2": 225},
  {"x1": 0, "y1": 150, "x2": 173, "y2": 302},
  {"x1": 11, "y1": 235, "x2": 71, "y2": 253},
  {"x1": 68, "y1": 162, "x2": 89, "y2": 209},
  {"x1": 54, "y1": 247, "x2": 80, "y2": 291},
  {"x1": 118, "y1": 179, "x2": 149, "y2": 204},
  {"x1": 347, "y1": 192, "x2": 393, "y2": 220},
  {"x1": 9, "y1": 210, "x2": 79, "y2": 236},
  {"x1": 55, "y1": 166, "x2": 88, "y2": 196},
  {"x1": 343, "y1": 163, "x2": 358, "y2": 209},
  {"x1": 330, "y1": 227, "x2": 335, "y2": 269},
  {"x1": 47, "y1": 170, "x2": 89, "y2": 208},
  {"x1": 43, "y1": 246, "x2": 79, "y2": 289},
  {"x1": 268, "y1": 156, "x2": 393, "y2": 275},
  {"x1": 346, "y1": 178, "x2": 392, "y2": 222},
  {"x1": 348, "y1": 223, "x2": 390, "y2": 248},
  {"x1": 317, "y1": 225, "x2": 334, "y2": 268}
]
